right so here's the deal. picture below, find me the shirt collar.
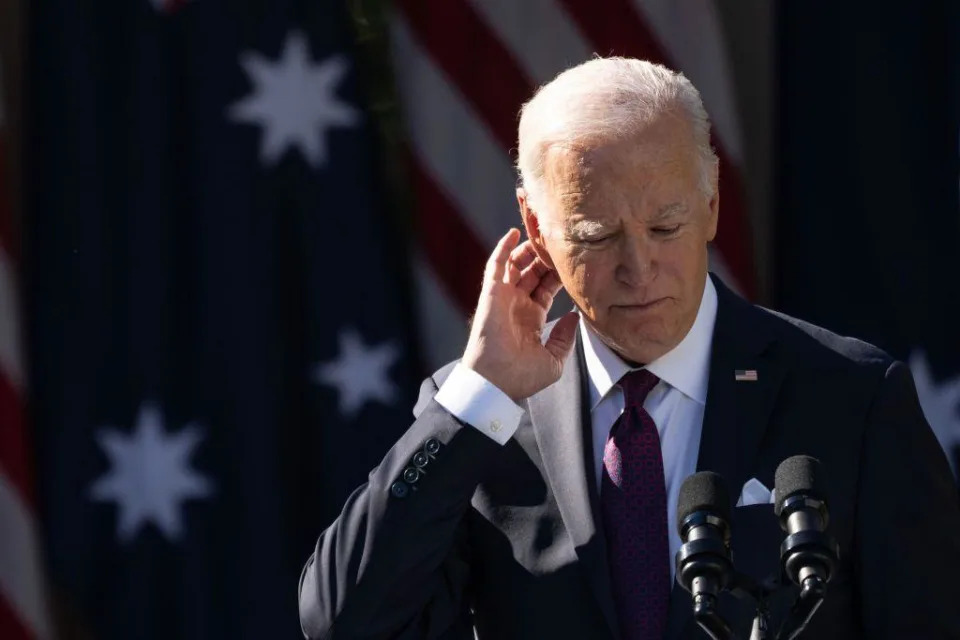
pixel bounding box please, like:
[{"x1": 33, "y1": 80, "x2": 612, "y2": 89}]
[{"x1": 580, "y1": 275, "x2": 718, "y2": 409}]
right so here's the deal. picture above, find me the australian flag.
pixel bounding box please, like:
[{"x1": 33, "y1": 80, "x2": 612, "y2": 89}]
[
  {"x1": 28, "y1": 1, "x2": 421, "y2": 638},
  {"x1": 776, "y1": 3, "x2": 960, "y2": 485}
]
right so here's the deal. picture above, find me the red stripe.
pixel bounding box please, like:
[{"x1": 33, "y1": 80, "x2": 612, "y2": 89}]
[
  {"x1": 0, "y1": 373, "x2": 31, "y2": 505},
  {"x1": 408, "y1": 154, "x2": 488, "y2": 315},
  {"x1": 558, "y1": 0, "x2": 668, "y2": 61},
  {"x1": 557, "y1": 0, "x2": 756, "y2": 297},
  {"x1": 0, "y1": 592, "x2": 33, "y2": 640},
  {"x1": 395, "y1": 0, "x2": 533, "y2": 154}
]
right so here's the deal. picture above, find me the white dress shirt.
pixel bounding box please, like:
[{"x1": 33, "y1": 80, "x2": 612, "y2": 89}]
[{"x1": 435, "y1": 276, "x2": 718, "y2": 581}]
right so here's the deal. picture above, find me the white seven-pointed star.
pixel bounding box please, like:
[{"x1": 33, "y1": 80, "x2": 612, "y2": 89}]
[
  {"x1": 89, "y1": 402, "x2": 214, "y2": 543},
  {"x1": 910, "y1": 350, "x2": 960, "y2": 476},
  {"x1": 312, "y1": 329, "x2": 401, "y2": 419},
  {"x1": 227, "y1": 30, "x2": 359, "y2": 167}
]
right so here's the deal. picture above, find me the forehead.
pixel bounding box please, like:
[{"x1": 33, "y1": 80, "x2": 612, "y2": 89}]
[{"x1": 541, "y1": 116, "x2": 700, "y2": 214}]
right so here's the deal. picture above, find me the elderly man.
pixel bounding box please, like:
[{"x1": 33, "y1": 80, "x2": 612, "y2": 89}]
[{"x1": 298, "y1": 58, "x2": 960, "y2": 639}]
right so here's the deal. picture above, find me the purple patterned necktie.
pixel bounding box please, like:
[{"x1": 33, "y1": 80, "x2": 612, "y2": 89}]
[{"x1": 600, "y1": 369, "x2": 670, "y2": 640}]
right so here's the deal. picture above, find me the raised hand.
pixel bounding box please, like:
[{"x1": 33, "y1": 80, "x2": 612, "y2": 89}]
[{"x1": 461, "y1": 228, "x2": 579, "y2": 403}]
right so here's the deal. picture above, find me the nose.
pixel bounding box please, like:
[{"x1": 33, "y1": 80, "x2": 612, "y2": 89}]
[{"x1": 614, "y1": 233, "x2": 656, "y2": 287}]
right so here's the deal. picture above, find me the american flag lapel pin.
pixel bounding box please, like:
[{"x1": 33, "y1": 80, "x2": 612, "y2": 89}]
[{"x1": 735, "y1": 369, "x2": 758, "y2": 382}]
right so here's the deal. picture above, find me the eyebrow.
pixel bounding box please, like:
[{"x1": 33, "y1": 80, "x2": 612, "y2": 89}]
[
  {"x1": 564, "y1": 219, "x2": 615, "y2": 238},
  {"x1": 560, "y1": 202, "x2": 690, "y2": 238},
  {"x1": 651, "y1": 202, "x2": 689, "y2": 221}
]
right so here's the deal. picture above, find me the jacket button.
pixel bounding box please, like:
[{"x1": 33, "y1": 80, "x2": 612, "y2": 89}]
[
  {"x1": 390, "y1": 481, "x2": 409, "y2": 498},
  {"x1": 403, "y1": 467, "x2": 421, "y2": 484},
  {"x1": 412, "y1": 451, "x2": 430, "y2": 468},
  {"x1": 424, "y1": 438, "x2": 441, "y2": 455}
]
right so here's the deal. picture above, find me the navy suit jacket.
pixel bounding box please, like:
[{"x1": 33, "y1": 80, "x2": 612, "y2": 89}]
[{"x1": 299, "y1": 275, "x2": 960, "y2": 639}]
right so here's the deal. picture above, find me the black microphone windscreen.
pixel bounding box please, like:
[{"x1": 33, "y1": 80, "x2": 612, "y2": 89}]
[
  {"x1": 676, "y1": 471, "x2": 730, "y2": 534},
  {"x1": 774, "y1": 455, "x2": 828, "y2": 516}
]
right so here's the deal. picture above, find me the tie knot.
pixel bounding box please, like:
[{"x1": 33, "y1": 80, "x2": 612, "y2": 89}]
[{"x1": 620, "y1": 369, "x2": 659, "y2": 407}]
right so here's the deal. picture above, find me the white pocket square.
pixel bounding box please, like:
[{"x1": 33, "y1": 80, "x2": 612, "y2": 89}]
[{"x1": 736, "y1": 477, "x2": 776, "y2": 507}]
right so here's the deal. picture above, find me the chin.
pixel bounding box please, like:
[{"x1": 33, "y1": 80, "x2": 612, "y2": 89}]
[
  {"x1": 598, "y1": 324, "x2": 673, "y2": 364},
  {"x1": 623, "y1": 339, "x2": 672, "y2": 365}
]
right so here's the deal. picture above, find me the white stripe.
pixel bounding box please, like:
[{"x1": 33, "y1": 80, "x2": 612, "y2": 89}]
[
  {"x1": 0, "y1": 251, "x2": 24, "y2": 391},
  {"x1": 390, "y1": 15, "x2": 520, "y2": 249},
  {"x1": 631, "y1": 0, "x2": 744, "y2": 165},
  {"x1": 467, "y1": 0, "x2": 593, "y2": 85},
  {"x1": 0, "y1": 471, "x2": 51, "y2": 640},
  {"x1": 413, "y1": 256, "x2": 470, "y2": 371}
]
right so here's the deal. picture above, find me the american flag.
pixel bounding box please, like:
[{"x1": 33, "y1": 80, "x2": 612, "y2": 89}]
[
  {"x1": 389, "y1": 0, "x2": 756, "y2": 369},
  {"x1": 0, "y1": 54, "x2": 51, "y2": 640}
]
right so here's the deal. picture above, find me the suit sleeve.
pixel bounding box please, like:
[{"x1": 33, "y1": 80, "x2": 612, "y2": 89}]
[
  {"x1": 856, "y1": 360, "x2": 960, "y2": 637},
  {"x1": 297, "y1": 374, "x2": 505, "y2": 640}
]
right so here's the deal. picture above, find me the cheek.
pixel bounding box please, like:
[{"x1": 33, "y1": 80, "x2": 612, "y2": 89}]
[
  {"x1": 661, "y1": 237, "x2": 704, "y2": 278},
  {"x1": 568, "y1": 252, "x2": 616, "y2": 300},
  {"x1": 555, "y1": 251, "x2": 608, "y2": 296}
]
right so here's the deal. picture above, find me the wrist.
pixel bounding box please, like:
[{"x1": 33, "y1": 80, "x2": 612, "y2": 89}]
[{"x1": 461, "y1": 352, "x2": 521, "y2": 404}]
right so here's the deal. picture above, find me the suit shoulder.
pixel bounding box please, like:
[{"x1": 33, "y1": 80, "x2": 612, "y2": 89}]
[{"x1": 755, "y1": 306, "x2": 894, "y2": 372}]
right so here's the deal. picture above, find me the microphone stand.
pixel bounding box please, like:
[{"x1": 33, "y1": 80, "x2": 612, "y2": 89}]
[
  {"x1": 729, "y1": 571, "x2": 771, "y2": 640},
  {"x1": 775, "y1": 523, "x2": 837, "y2": 639},
  {"x1": 734, "y1": 567, "x2": 830, "y2": 640},
  {"x1": 691, "y1": 582, "x2": 735, "y2": 640},
  {"x1": 688, "y1": 568, "x2": 785, "y2": 640},
  {"x1": 749, "y1": 604, "x2": 770, "y2": 640},
  {"x1": 679, "y1": 545, "x2": 833, "y2": 640},
  {"x1": 688, "y1": 570, "x2": 769, "y2": 640},
  {"x1": 775, "y1": 574, "x2": 826, "y2": 640}
]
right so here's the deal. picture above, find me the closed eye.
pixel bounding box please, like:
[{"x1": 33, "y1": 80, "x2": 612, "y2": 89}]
[
  {"x1": 651, "y1": 224, "x2": 682, "y2": 237},
  {"x1": 581, "y1": 235, "x2": 613, "y2": 244},
  {"x1": 566, "y1": 232, "x2": 615, "y2": 245}
]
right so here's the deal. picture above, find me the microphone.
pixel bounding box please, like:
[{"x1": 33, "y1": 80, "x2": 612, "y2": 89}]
[
  {"x1": 774, "y1": 456, "x2": 839, "y2": 586},
  {"x1": 773, "y1": 456, "x2": 840, "y2": 640},
  {"x1": 676, "y1": 472, "x2": 735, "y2": 640}
]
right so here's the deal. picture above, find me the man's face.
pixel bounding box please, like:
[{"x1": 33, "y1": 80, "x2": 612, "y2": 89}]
[{"x1": 520, "y1": 113, "x2": 718, "y2": 364}]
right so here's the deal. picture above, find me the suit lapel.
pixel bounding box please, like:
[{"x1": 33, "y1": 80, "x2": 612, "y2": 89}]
[
  {"x1": 666, "y1": 275, "x2": 786, "y2": 640},
  {"x1": 527, "y1": 330, "x2": 621, "y2": 640}
]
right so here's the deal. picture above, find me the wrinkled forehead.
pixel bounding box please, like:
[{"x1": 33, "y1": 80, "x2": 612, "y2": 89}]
[{"x1": 541, "y1": 129, "x2": 699, "y2": 212}]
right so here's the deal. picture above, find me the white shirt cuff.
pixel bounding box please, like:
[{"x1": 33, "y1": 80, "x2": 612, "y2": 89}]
[{"x1": 434, "y1": 363, "x2": 524, "y2": 445}]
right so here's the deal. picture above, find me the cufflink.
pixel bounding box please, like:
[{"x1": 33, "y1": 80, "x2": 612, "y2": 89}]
[{"x1": 490, "y1": 419, "x2": 502, "y2": 433}]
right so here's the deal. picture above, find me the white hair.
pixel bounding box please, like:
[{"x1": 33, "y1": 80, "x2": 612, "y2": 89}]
[{"x1": 516, "y1": 57, "x2": 718, "y2": 214}]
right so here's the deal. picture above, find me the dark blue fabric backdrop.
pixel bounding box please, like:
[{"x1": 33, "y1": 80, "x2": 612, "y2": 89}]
[
  {"x1": 776, "y1": 2, "x2": 960, "y2": 484},
  {"x1": 28, "y1": 1, "x2": 421, "y2": 637}
]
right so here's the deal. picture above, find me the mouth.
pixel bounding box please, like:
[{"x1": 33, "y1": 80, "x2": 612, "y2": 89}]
[{"x1": 611, "y1": 298, "x2": 668, "y2": 313}]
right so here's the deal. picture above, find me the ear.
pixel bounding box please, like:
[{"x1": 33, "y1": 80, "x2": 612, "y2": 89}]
[{"x1": 517, "y1": 188, "x2": 557, "y2": 270}]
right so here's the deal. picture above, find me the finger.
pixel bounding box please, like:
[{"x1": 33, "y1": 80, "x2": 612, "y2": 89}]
[
  {"x1": 544, "y1": 311, "x2": 579, "y2": 363},
  {"x1": 505, "y1": 260, "x2": 521, "y2": 285},
  {"x1": 486, "y1": 228, "x2": 520, "y2": 283},
  {"x1": 509, "y1": 241, "x2": 539, "y2": 273},
  {"x1": 532, "y1": 270, "x2": 564, "y2": 308},
  {"x1": 517, "y1": 257, "x2": 552, "y2": 295}
]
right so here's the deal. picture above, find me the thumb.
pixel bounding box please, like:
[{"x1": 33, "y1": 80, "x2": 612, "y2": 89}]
[{"x1": 544, "y1": 311, "x2": 579, "y2": 363}]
